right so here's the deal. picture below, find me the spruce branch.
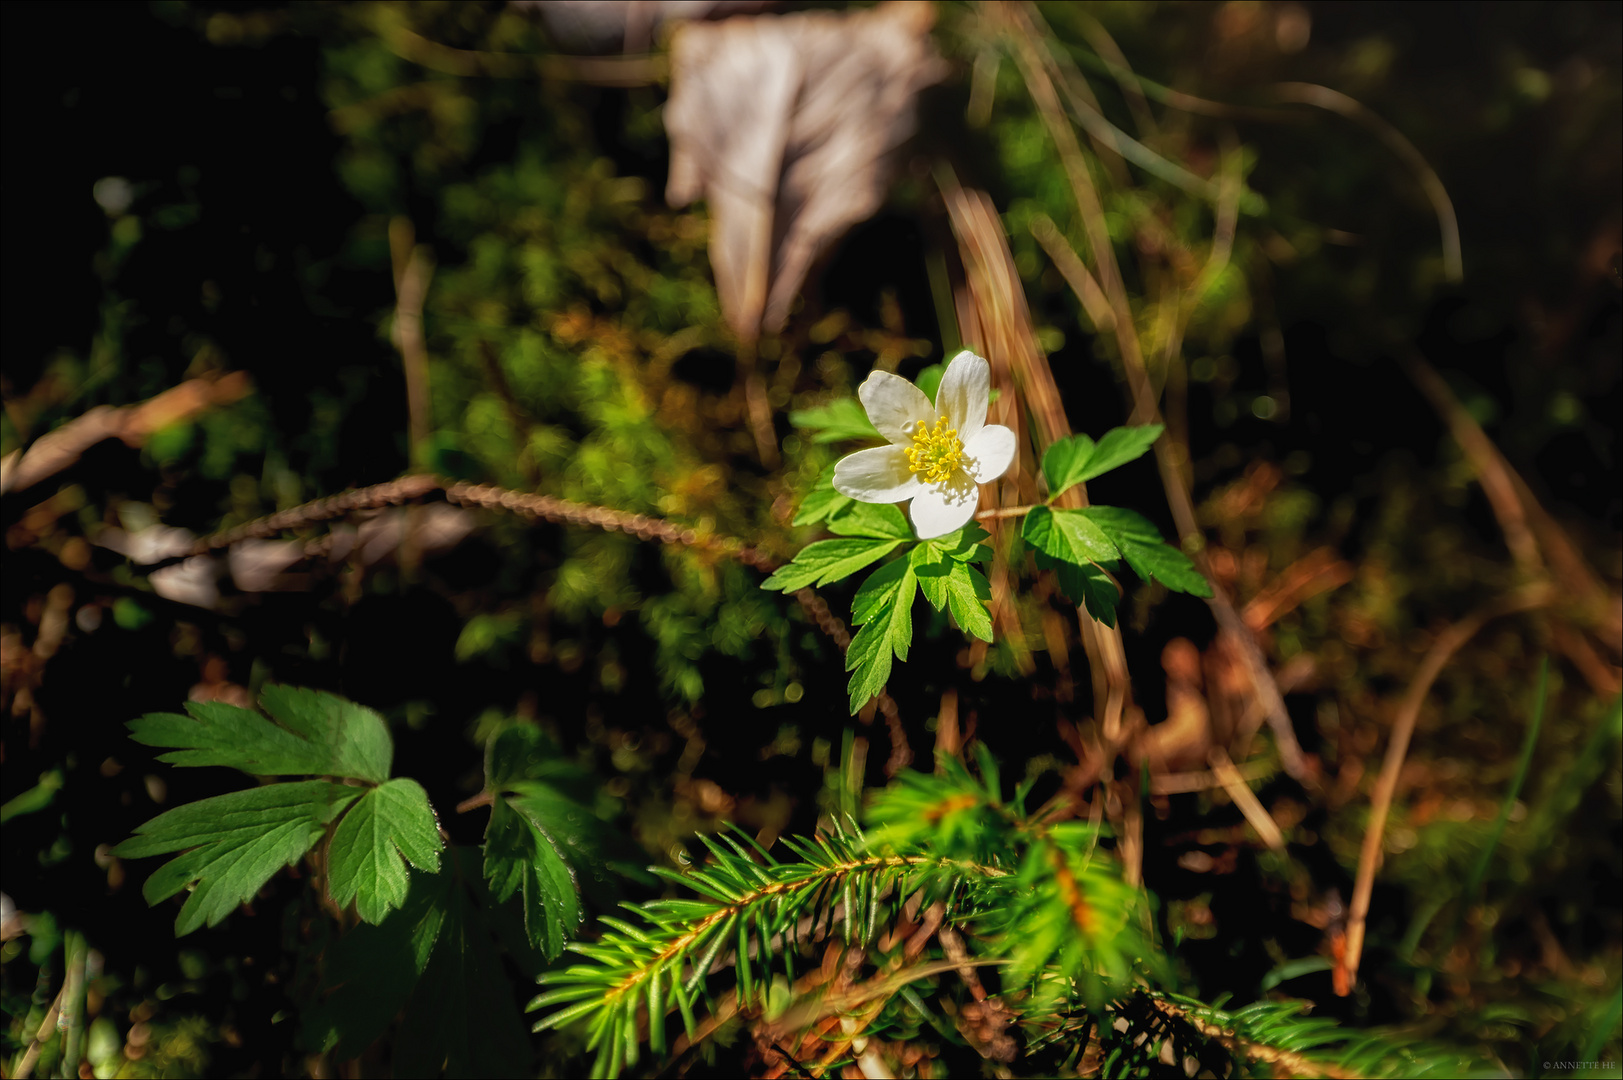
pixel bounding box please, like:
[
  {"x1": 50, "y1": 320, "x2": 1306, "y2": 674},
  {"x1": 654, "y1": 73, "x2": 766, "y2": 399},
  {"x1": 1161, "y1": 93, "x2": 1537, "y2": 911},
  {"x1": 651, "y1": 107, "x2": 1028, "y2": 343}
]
[{"x1": 529, "y1": 827, "x2": 1006, "y2": 1077}]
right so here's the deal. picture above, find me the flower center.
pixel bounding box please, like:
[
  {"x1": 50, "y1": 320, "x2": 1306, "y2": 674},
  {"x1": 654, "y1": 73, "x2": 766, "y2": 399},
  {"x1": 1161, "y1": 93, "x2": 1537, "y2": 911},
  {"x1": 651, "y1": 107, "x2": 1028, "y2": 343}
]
[{"x1": 906, "y1": 416, "x2": 965, "y2": 485}]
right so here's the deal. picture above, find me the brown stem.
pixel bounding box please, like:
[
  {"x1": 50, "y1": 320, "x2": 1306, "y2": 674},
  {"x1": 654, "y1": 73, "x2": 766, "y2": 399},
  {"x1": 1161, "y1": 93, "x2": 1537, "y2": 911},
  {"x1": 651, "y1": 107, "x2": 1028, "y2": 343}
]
[
  {"x1": 1337, "y1": 582, "x2": 1554, "y2": 993},
  {"x1": 1402, "y1": 345, "x2": 1622, "y2": 658},
  {"x1": 1208, "y1": 747, "x2": 1285, "y2": 851},
  {"x1": 1, "y1": 372, "x2": 252, "y2": 496},
  {"x1": 11, "y1": 979, "x2": 67, "y2": 1080},
  {"x1": 389, "y1": 218, "x2": 434, "y2": 469},
  {"x1": 375, "y1": 11, "x2": 666, "y2": 86},
  {"x1": 974, "y1": 504, "x2": 1041, "y2": 520},
  {"x1": 1005, "y1": 3, "x2": 1313, "y2": 785},
  {"x1": 1268, "y1": 82, "x2": 1462, "y2": 283}
]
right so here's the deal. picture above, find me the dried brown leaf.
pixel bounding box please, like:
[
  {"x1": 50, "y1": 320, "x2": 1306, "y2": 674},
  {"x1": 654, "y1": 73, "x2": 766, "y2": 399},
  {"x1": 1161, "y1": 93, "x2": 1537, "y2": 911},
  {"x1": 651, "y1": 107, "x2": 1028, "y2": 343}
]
[{"x1": 663, "y1": 2, "x2": 946, "y2": 340}]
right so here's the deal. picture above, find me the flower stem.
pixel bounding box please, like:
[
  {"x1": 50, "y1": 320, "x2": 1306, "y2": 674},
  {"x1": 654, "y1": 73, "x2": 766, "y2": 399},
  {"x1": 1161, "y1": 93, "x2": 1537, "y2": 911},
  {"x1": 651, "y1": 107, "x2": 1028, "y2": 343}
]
[{"x1": 975, "y1": 504, "x2": 1040, "y2": 520}]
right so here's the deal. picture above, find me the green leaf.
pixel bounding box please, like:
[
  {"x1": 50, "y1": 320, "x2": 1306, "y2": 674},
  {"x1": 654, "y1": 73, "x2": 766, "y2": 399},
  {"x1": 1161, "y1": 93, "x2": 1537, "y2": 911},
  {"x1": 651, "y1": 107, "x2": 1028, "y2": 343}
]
[
  {"x1": 1042, "y1": 425, "x2": 1164, "y2": 497},
  {"x1": 915, "y1": 362, "x2": 947, "y2": 404},
  {"x1": 1041, "y1": 433, "x2": 1095, "y2": 497},
  {"x1": 761, "y1": 538, "x2": 905, "y2": 593},
  {"x1": 793, "y1": 486, "x2": 854, "y2": 527},
  {"x1": 485, "y1": 795, "x2": 583, "y2": 960},
  {"x1": 1022, "y1": 506, "x2": 1119, "y2": 567},
  {"x1": 507, "y1": 780, "x2": 653, "y2": 898},
  {"x1": 126, "y1": 685, "x2": 392, "y2": 783},
  {"x1": 1035, "y1": 551, "x2": 1120, "y2": 628},
  {"x1": 851, "y1": 556, "x2": 915, "y2": 626},
  {"x1": 302, "y1": 866, "x2": 451, "y2": 1060},
  {"x1": 912, "y1": 546, "x2": 950, "y2": 610},
  {"x1": 113, "y1": 780, "x2": 359, "y2": 935},
  {"x1": 911, "y1": 548, "x2": 992, "y2": 641},
  {"x1": 925, "y1": 522, "x2": 992, "y2": 563},
  {"x1": 1080, "y1": 425, "x2": 1163, "y2": 482},
  {"x1": 792, "y1": 465, "x2": 854, "y2": 527},
  {"x1": 945, "y1": 563, "x2": 994, "y2": 641},
  {"x1": 846, "y1": 560, "x2": 916, "y2": 712},
  {"x1": 788, "y1": 398, "x2": 881, "y2": 443},
  {"x1": 486, "y1": 725, "x2": 552, "y2": 792},
  {"x1": 328, "y1": 778, "x2": 444, "y2": 925},
  {"x1": 260, "y1": 685, "x2": 394, "y2": 782},
  {"x1": 0, "y1": 769, "x2": 62, "y2": 823},
  {"x1": 827, "y1": 501, "x2": 912, "y2": 540},
  {"x1": 1080, "y1": 507, "x2": 1212, "y2": 596}
]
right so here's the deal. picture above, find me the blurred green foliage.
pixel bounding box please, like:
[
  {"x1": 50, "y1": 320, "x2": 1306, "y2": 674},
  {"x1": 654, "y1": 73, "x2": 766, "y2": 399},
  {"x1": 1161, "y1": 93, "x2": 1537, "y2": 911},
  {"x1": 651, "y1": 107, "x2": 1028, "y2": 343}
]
[{"x1": 2, "y1": 1, "x2": 1619, "y2": 1077}]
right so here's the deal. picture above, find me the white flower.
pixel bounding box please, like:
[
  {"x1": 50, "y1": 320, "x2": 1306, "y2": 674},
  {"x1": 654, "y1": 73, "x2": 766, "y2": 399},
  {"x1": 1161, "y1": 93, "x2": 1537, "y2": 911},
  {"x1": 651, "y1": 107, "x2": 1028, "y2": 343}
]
[{"x1": 832, "y1": 350, "x2": 1017, "y2": 539}]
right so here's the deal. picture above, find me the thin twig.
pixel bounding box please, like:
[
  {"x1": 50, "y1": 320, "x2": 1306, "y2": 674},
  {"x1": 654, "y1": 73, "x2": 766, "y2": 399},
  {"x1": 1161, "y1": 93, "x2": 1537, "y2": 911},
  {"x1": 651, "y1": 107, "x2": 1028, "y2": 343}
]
[
  {"x1": 1401, "y1": 345, "x2": 1622, "y2": 659},
  {"x1": 389, "y1": 218, "x2": 434, "y2": 467},
  {"x1": 1208, "y1": 747, "x2": 1285, "y2": 851},
  {"x1": 0, "y1": 372, "x2": 252, "y2": 496},
  {"x1": 141, "y1": 475, "x2": 773, "y2": 569},
  {"x1": 1267, "y1": 82, "x2": 1462, "y2": 283},
  {"x1": 1029, "y1": 215, "x2": 1114, "y2": 333},
  {"x1": 1074, "y1": 13, "x2": 1157, "y2": 138},
  {"x1": 1150, "y1": 759, "x2": 1273, "y2": 795},
  {"x1": 375, "y1": 10, "x2": 666, "y2": 85},
  {"x1": 1003, "y1": 3, "x2": 1313, "y2": 784},
  {"x1": 1337, "y1": 582, "x2": 1554, "y2": 993},
  {"x1": 974, "y1": 503, "x2": 1041, "y2": 520},
  {"x1": 11, "y1": 978, "x2": 66, "y2": 1080}
]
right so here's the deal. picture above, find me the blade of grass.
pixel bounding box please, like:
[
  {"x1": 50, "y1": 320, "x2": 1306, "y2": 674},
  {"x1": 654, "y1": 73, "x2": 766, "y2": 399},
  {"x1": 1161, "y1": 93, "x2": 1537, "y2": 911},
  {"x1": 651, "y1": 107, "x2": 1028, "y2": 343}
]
[{"x1": 1463, "y1": 657, "x2": 1549, "y2": 904}]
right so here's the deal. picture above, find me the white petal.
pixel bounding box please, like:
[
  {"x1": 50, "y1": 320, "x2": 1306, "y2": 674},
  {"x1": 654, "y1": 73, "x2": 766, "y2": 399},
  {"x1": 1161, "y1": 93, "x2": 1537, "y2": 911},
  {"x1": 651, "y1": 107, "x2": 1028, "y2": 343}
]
[
  {"x1": 859, "y1": 370, "x2": 935, "y2": 446},
  {"x1": 965, "y1": 424, "x2": 1017, "y2": 483},
  {"x1": 935, "y1": 350, "x2": 990, "y2": 444},
  {"x1": 833, "y1": 446, "x2": 925, "y2": 503},
  {"x1": 908, "y1": 472, "x2": 979, "y2": 539}
]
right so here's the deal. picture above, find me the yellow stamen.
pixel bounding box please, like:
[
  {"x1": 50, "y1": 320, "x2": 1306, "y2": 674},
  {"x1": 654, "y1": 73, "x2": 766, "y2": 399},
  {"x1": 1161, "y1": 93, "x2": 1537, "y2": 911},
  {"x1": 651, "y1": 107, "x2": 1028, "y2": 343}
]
[{"x1": 906, "y1": 416, "x2": 965, "y2": 485}]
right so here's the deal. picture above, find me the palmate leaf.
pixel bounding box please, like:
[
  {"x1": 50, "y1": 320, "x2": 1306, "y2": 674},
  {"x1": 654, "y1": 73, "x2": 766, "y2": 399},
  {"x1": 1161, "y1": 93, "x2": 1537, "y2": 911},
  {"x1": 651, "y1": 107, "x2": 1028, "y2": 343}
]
[
  {"x1": 327, "y1": 778, "x2": 444, "y2": 924},
  {"x1": 1022, "y1": 505, "x2": 1119, "y2": 566},
  {"x1": 911, "y1": 545, "x2": 993, "y2": 642},
  {"x1": 483, "y1": 724, "x2": 603, "y2": 794},
  {"x1": 125, "y1": 685, "x2": 392, "y2": 783},
  {"x1": 827, "y1": 500, "x2": 912, "y2": 540},
  {"x1": 484, "y1": 796, "x2": 582, "y2": 961},
  {"x1": 760, "y1": 537, "x2": 905, "y2": 592},
  {"x1": 480, "y1": 728, "x2": 650, "y2": 958},
  {"x1": 1080, "y1": 506, "x2": 1212, "y2": 597},
  {"x1": 920, "y1": 521, "x2": 992, "y2": 563},
  {"x1": 792, "y1": 464, "x2": 854, "y2": 527},
  {"x1": 119, "y1": 687, "x2": 444, "y2": 932},
  {"x1": 113, "y1": 780, "x2": 360, "y2": 935},
  {"x1": 1041, "y1": 423, "x2": 1163, "y2": 498},
  {"x1": 845, "y1": 557, "x2": 917, "y2": 712}
]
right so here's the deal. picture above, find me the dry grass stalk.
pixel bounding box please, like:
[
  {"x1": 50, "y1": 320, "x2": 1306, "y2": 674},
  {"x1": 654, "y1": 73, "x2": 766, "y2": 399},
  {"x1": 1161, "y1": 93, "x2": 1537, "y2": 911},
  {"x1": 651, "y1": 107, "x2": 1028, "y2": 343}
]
[
  {"x1": 389, "y1": 217, "x2": 434, "y2": 467},
  {"x1": 1, "y1": 372, "x2": 252, "y2": 496},
  {"x1": 1208, "y1": 747, "x2": 1286, "y2": 851},
  {"x1": 1001, "y1": 2, "x2": 1313, "y2": 784},
  {"x1": 1337, "y1": 582, "x2": 1554, "y2": 993},
  {"x1": 1403, "y1": 346, "x2": 1622, "y2": 662},
  {"x1": 940, "y1": 177, "x2": 1133, "y2": 737}
]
